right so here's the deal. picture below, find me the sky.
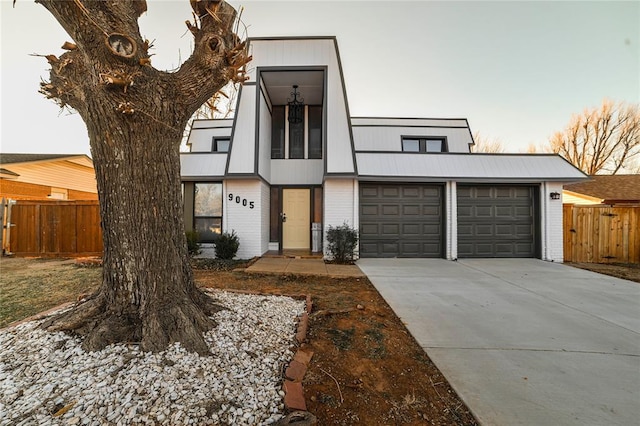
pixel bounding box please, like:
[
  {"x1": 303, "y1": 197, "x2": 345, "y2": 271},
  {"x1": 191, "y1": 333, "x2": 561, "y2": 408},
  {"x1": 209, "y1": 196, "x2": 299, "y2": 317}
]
[{"x1": 1, "y1": 0, "x2": 638, "y2": 156}]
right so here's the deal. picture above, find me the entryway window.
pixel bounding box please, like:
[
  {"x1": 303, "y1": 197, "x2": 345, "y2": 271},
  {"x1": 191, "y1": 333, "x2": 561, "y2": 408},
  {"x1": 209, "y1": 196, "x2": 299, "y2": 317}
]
[
  {"x1": 194, "y1": 183, "x2": 223, "y2": 242},
  {"x1": 271, "y1": 105, "x2": 323, "y2": 159}
]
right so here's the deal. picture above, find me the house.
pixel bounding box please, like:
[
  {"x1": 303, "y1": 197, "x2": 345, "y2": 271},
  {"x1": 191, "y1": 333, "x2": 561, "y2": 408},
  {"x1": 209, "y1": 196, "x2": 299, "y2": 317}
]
[
  {"x1": 563, "y1": 175, "x2": 640, "y2": 206},
  {"x1": 180, "y1": 37, "x2": 587, "y2": 261},
  {"x1": 0, "y1": 153, "x2": 98, "y2": 201}
]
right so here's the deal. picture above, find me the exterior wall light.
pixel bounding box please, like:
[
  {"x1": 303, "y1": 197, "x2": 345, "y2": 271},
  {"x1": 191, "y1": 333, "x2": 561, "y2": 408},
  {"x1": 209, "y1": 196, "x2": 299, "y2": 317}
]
[
  {"x1": 550, "y1": 192, "x2": 561, "y2": 200},
  {"x1": 287, "y1": 85, "x2": 304, "y2": 124}
]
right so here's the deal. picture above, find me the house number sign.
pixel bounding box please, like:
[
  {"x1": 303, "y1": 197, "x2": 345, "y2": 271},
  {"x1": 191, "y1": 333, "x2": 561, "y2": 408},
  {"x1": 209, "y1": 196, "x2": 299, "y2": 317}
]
[{"x1": 228, "y1": 193, "x2": 255, "y2": 209}]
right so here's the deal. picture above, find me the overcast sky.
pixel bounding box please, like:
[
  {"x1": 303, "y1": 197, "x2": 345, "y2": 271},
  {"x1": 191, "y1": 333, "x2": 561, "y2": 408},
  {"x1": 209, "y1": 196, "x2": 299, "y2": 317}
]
[{"x1": 1, "y1": 0, "x2": 638, "y2": 156}]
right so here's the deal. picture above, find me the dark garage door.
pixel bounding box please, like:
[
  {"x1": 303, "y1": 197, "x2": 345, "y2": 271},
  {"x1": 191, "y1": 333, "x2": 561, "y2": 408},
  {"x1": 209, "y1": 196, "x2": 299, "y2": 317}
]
[
  {"x1": 360, "y1": 184, "x2": 443, "y2": 258},
  {"x1": 457, "y1": 185, "x2": 538, "y2": 258}
]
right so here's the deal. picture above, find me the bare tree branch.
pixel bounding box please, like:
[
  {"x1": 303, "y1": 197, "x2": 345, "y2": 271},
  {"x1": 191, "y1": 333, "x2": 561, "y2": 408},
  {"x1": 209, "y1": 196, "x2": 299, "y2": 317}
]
[{"x1": 549, "y1": 100, "x2": 640, "y2": 174}]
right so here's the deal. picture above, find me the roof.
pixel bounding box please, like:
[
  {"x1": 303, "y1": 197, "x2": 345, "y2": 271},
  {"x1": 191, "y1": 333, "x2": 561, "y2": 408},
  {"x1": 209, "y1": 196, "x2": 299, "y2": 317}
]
[
  {"x1": 355, "y1": 153, "x2": 587, "y2": 182},
  {"x1": 0, "y1": 153, "x2": 90, "y2": 165},
  {"x1": 563, "y1": 175, "x2": 640, "y2": 202}
]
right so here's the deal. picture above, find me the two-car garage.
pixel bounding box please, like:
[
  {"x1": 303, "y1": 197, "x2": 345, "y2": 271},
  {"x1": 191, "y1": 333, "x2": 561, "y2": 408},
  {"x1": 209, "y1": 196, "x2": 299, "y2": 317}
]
[{"x1": 359, "y1": 183, "x2": 539, "y2": 259}]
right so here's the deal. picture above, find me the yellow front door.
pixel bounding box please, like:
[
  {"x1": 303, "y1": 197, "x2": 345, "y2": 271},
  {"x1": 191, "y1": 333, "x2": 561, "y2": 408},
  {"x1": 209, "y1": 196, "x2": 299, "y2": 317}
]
[{"x1": 282, "y1": 188, "x2": 310, "y2": 249}]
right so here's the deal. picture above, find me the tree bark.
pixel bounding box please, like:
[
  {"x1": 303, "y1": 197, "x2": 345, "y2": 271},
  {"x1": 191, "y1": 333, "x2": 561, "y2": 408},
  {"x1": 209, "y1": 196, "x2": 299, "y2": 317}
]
[{"x1": 36, "y1": 0, "x2": 250, "y2": 354}]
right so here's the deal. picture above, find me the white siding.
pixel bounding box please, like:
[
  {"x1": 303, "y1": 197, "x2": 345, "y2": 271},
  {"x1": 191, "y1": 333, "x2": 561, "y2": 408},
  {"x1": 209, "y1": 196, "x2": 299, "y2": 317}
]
[
  {"x1": 352, "y1": 118, "x2": 470, "y2": 128},
  {"x1": 188, "y1": 127, "x2": 232, "y2": 152},
  {"x1": 541, "y1": 181, "x2": 565, "y2": 262},
  {"x1": 270, "y1": 160, "x2": 323, "y2": 185},
  {"x1": 5, "y1": 161, "x2": 97, "y2": 194},
  {"x1": 227, "y1": 85, "x2": 257, "y2": 174},
  {"x1": 257, "y1": 90, "x2": 272, "y2": 180},
  {"x1": 353, "y1": 126, "x2": 472, "y2": 153},
  {"x1": 323, "y1": 178, "x2": 358, "y2": 258},
  {"x1": 180, "y1": 154, "x2": 227, "y2": 178},
  {"x1": 446, "y1": 181, "x2": 457, "y2": 260},
  {"x1": 224, "y1": 180, "x2": 268, "y2": 258}
]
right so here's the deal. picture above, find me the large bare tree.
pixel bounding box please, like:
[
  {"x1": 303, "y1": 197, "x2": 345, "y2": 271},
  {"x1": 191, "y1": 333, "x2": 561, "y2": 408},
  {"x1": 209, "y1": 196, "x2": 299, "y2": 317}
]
[
  {"x1": 31, "y1": 0, "x2": 250, "y2": 354},
  {"x1": 550, "y1": 100, "x2": 640, "y2": 175}
]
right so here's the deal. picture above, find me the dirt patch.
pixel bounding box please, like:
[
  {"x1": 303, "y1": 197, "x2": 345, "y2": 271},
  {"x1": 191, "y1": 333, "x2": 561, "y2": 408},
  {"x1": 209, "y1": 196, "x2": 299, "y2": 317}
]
[
  {"x1": 195, "y1": 270, "x2": 478, "y2": 425},
  {"x1": 566, "y1": 262, "x2": 640, "y2": 283}
]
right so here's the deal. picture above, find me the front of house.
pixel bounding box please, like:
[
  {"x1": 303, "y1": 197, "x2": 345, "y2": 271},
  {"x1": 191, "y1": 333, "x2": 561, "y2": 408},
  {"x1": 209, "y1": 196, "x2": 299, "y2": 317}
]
[{"x1": 180, "y1": 37, "x2": 586, "y2": 261}]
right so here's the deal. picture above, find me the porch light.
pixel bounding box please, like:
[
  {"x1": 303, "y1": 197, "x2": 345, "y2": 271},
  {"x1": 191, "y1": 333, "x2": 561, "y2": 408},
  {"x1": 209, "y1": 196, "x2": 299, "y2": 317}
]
[
  {"x1": 550, "y1": 192, "x2": 561, "y2": 200},
  {"x1": 287, "y1": 85, "x2": 304, "y2": 124}
]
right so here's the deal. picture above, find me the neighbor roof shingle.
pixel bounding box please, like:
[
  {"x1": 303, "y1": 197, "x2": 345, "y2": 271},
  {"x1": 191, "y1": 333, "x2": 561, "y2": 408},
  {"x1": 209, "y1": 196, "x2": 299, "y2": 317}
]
[{"x1": 564, "y1": 175, "x2": 640, "y2": 201}]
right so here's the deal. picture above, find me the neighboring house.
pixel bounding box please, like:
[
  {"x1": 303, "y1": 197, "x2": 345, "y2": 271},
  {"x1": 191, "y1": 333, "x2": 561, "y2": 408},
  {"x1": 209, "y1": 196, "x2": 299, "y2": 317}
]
[
  {"x1": 563, "y1": 175, "x2": 640, "y2": 206},
  {"x1": 180, "y1": 36, "x2": 587, "y2": 261},
  {"x1": 0, "y1": 153, "x2": 98, "y2": 201}
]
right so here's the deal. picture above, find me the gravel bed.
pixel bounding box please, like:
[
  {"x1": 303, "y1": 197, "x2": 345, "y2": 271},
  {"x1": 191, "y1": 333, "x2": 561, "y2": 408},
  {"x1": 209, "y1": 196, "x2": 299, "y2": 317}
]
[{"x1": 0, "y1": 290, "x2": 305, "y2": 426}]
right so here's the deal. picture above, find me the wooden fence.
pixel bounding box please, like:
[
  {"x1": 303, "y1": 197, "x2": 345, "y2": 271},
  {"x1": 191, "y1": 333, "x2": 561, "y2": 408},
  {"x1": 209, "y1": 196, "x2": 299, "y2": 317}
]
[
  {"x1": 563, "y1": 204, "x2": 640, "y2": 264},
  {"x1": 7, "y1": 200, "x2": 102, "y2": 257}
]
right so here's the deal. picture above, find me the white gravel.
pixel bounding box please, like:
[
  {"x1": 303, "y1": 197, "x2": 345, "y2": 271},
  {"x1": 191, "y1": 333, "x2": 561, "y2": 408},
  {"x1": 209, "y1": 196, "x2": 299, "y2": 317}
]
[{"x1": 0, "y1": 290, "x2": 305, "y2": 426}]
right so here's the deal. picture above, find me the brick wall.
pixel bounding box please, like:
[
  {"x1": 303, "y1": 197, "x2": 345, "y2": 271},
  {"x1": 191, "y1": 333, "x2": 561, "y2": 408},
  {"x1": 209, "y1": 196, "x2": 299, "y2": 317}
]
[{"x1": 1, "y1": 180, "x2": 97, "y2": 201}]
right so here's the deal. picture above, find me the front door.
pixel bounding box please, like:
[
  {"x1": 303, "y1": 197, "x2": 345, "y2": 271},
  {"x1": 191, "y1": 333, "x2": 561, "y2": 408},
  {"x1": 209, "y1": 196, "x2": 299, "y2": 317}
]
[{"x1": 282, "y1": 188, "x2": 310, "y2": 249}]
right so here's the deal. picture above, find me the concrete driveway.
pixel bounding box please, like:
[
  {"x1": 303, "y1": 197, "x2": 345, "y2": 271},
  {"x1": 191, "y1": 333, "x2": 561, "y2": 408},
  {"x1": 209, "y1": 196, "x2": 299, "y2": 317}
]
[{"x1": 357, "y1": 258, "x2": 640, "y2": 426}]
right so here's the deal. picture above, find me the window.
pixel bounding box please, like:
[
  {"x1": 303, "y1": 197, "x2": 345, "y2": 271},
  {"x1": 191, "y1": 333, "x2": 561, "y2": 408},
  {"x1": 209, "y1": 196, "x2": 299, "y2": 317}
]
[
  {"x1": 271, "y1": 106, "x2": 285, "y2": 159},
  {"x1": 402, "y1": 137, "x2": 447, "y2": 153},
  {"x1": 308, "y1": 106, "x2": 323, "y2": 159},
  {"x1": 212, "y1": 137, "x2": 230, "y2": 152},
  {"x1": 289, "y1": 117, "x2": 305, "y2": 159},
  {"x1": 271, "y1": 105, "x2": 323, "y2": 160},
  {"x1": 194, "y1": 183, "x2": 222, "y2": 242}
]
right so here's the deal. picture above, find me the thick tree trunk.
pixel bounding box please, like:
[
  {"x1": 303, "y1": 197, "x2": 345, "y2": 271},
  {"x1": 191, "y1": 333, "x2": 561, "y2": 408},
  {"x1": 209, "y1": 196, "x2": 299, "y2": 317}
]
[
  {"x1": 43, "y1": 97, "x2": 220, "y2": 354},
  {"x1": 35, "y1": 0, "x2": 250, "y2": 354}
]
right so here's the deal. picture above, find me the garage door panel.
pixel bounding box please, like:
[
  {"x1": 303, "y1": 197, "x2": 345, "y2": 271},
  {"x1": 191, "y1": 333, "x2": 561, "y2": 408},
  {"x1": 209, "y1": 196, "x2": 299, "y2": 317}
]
[
  {"x1": 403, "y1": 205, "x2": 421, "y2": 216},
  {"x1": 360, "y1": 184, "x2": 443, "y2": 258},
  {"x1": 402, "y1": 223, "x2": 421, "y2": 236},
  {"x1": 382, "y1": 187, "x2": 400, "y2": 197},
  {"x1": 403, "y1": 187, "x2": 420, "y2": 197},
  {"x1": 360, "y1": 223, "x2": 380, "y2": 236},
  {"x1": 458, "y1": 185, "x2": 537, "y2": 258},
  {"x1": 361, "y1": 205, "x2": 378, "y2": 216},
  {"x1": 382, "y1": 223, "x2": 400, "y2": 235}
]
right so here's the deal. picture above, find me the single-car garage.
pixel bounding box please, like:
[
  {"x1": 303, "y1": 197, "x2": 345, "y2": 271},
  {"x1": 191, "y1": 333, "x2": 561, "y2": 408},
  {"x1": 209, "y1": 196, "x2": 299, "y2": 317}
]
[
  {"x1": 457, "y1": 185, "x2": 539, "y2": 258},
  {"x1": 360, "y1": 184, "x2": 443, "y2": 258}
]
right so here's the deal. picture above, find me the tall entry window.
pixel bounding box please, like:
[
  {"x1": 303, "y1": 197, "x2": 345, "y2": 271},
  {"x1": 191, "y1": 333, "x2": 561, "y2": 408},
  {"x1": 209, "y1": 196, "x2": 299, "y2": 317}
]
[
  {"x1": 270, "y1": 105, "x2": 323, "y2": 159},
  {"x1": 194, "y1": 183, "x2": 223, "y2": 242},
  {"x1": 271, "y1": 106, "x2": 286, "y2": 159}
]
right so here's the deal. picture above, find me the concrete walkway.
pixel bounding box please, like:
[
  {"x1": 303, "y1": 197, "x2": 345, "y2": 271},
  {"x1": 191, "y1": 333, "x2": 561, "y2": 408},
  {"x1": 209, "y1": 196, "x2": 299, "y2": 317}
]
[
  {"x1": 357, "y1": 258, "x2": 640, "y2": 426},
  {"x1": 246, "y1": 257, "x2": 365, "y2": 278}
]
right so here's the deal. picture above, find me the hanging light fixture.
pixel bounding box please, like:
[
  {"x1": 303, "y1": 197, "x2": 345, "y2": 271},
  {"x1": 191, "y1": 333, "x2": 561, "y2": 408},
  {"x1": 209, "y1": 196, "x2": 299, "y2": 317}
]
[{"x1": 287, "y1": 85, "x2": 304, "y2": 124}]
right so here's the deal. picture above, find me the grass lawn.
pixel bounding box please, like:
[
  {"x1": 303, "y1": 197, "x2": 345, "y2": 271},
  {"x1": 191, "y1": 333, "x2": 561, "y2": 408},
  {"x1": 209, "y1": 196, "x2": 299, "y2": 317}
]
[{"x1": 0, "y1": 257, "x2": 101, "y2": 328}]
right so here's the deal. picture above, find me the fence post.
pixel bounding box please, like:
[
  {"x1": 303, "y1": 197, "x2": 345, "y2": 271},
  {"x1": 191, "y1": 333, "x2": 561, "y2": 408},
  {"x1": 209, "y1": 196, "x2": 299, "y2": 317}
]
[{"x1": 3, "y1": 199, "x2": 15, "y2": 255}]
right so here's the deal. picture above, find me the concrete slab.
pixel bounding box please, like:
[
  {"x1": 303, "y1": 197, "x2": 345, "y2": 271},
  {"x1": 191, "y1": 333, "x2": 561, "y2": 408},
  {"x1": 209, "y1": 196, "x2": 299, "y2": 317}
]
[
  {"x1": 358, "y1": 258, "x2": 640, "y2": 426},
  {"x1": 245, "y1": 257, "x2": 364, "y2": 278}
]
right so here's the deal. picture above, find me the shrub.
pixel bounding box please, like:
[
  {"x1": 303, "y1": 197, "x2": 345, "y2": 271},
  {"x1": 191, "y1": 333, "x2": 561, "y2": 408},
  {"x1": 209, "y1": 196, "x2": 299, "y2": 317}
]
[
  {"x1": 214, "y1": 230, "x2": 240, "y2": 260},
  {"x1": 326, "y1": 223, "x2": 358, "y2": 264},
  {"x1": 185, "y1": 230, "x2": 201, "y2": 256}
]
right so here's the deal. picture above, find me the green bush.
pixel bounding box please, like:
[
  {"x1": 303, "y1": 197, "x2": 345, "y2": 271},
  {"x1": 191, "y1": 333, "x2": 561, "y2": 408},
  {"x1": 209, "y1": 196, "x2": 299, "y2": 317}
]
[
  {"x1": 185, "y1": 230, "x2": 201, "y2": 256},
  {"x1": 326, "y1": 223, "x2": 358, "y2": 264},
  {"x1": 214, "y1": 230, "x2": 240, "y2": 260}
]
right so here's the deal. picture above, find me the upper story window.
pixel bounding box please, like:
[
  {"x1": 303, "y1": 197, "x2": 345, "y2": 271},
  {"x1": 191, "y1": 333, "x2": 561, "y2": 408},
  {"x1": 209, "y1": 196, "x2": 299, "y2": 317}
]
[
  {"x1": 271, "y1": 105, "x2": 323, "y2": 160},
  {"x1": 212, "y1": 137, "x2": 230, "y2": 153},
  {"x1": 402, "y1": 137, "x2": 447, "y2": 153}
]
